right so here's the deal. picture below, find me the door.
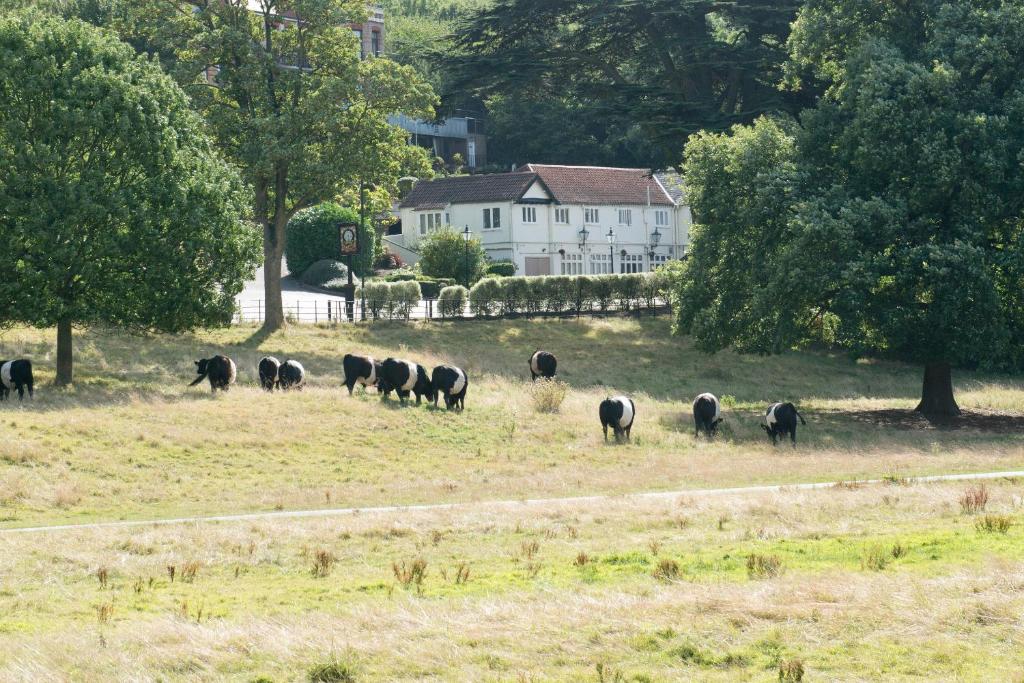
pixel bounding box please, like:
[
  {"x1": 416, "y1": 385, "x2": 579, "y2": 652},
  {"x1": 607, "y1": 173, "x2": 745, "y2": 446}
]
[{"x1": 524, "y1": 257, "x2": 551, "y2": 276}]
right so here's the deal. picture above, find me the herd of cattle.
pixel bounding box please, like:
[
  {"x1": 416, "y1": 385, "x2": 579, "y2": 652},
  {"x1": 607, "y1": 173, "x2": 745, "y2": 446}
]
[{"x1": 0, "y1": 351, "x2": 807, "y2": 445}]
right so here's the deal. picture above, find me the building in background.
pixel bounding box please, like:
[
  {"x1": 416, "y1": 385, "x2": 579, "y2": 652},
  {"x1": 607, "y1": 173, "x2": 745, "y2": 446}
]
[
  {"x1": 394, "y1": 165, "x2": 690, "y2": 275},
  {"x1": 388, "y1": 114, "x2": 488, "y2": 170}
]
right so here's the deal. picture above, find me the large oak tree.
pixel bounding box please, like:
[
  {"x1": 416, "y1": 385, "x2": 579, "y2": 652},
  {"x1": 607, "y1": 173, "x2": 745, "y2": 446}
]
[
  {"x1": 0, "y1": 13, "x2": 261, "y2": 385},
  {"x1": 130, "y1": 0, "x2": 436, "y2": 331},
  {"x1": 676, "y1": 0, "x2": 1024, "y2": 416}
]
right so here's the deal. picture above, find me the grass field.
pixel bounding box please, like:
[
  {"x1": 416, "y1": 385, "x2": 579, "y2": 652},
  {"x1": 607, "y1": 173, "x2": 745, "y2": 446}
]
[{"x1": 1, "y1": 317, "x2": 1023, "y2": 680}]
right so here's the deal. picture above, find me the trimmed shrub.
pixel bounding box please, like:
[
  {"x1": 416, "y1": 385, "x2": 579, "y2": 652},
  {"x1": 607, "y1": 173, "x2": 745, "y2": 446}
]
[
  {"x1": 615, "y1": 273, "x2": 645, "y2": 310},
  {"x1": 418, "y1": 229, "x2": 487, "y2": 284},
  {"x1": 438, "y1": 285, "x2": 468, "y2": 318},
  {"x1": 469, "y1": 277, "x2": 503, "y2": 317},
  {"x1": 416, "y1": 277, "x2": 455, "y2": 299},
  {"x1": 299, "y1": 259, "x2": 349, "y2": 288},
  {"x1": 358, "y1": 281, "x2": 390, "y2": 320},
  {"x1": 285, "y1": 203, "x2": 375, "y2": 277},
  {"x1": 525, "y1": 276, "x2": 547, "y2": 314},
  {"x1": 486, "y1": 260, "x2": 516, "y2": 277},
  {"x1": 590, "y1": 275, "x2": 616, "y2": 311},
  {"x1": 388, "y1": 280, "x2": 422, "y2": 320},
  {"x1": 383, "y1": 270, "x2": 417, "y2": 282},
  {"x1": 500, "y1": 276, "x2": 530, "y2": 315}
]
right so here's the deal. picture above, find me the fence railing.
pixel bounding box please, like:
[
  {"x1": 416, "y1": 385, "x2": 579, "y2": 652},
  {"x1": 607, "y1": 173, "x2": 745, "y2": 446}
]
[{"x1": 234, "y1": 298, "x2": 670, "y2": 324}]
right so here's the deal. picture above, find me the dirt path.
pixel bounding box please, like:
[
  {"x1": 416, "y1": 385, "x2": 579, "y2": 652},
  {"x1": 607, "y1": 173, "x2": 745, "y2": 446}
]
[{"x1": 2, "y1": 469, "x2": 1021, "y2": 535}]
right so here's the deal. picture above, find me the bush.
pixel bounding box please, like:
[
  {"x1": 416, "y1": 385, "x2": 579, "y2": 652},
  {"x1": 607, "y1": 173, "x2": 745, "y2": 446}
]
[
  {"x1": 358, "y1": 281, "x2": 390, "y2": 320},
  {"x1": 469, "y1": 277, "x2": 503, "y2": 317},
  {"x1": 285, "y1": 203, "x2": 375, "y2": 277},
  {"x1": 418, "y1": 229, "x2": 487, "y2": 284},
  {"x1": 438, "y1": 285, "x2": 468, "y2": 318},
  {"x1": 299, "y1": 259, "x2": 349, "y2": 288},
  {"x1": 416, "y1": 277, "x2": 455, "y2": 299},
  {"x1": 528, "y1": 378, "x2": 569, "y2": 413},
  {"x1": 375, "y1": 250, "x2": 404, "y2": 269},
  {"x1": 590, "y1": 275, "x2": 616, "y2": 311},
  {"x1": 388, "y1": 280, "x2": 421, "y2": 320},
  {"x1": 614, "y1": 273, "x2": 645, "y2": 310},
  {"x1": 487, "y1": 260, "x2": 517, "y2": 277},
  {"x1": 383, "y1": 270, "x2": 417, "y2": 282},
  {"x1": 500, "y1": 276, "x2": 530, "y2": 315}
]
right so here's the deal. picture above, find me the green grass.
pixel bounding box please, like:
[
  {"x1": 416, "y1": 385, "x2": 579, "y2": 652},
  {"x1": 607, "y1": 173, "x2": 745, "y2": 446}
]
[{"x1": 1, "y1": 318, "x2": 1022, "y2": 528}]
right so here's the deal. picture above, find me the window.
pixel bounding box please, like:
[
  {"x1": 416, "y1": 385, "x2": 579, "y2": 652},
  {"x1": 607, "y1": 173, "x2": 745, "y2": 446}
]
[
  {"x1": 418, "y1": 212, "x2": 442, "y2": 235},
  {"x1": 618, "y1": 209, "x2": 632, "y2": 226},
  {"x1": 620, "y1": 253, "x2": 642, "y2": 273},
  {"x1": 522, "y1": 206, "x2": 537, "y2": 223},
  {"x1": 585, "y1": 208, "x2": 599, "y2": 224},
  {"x1": 371, "y1": 31, "x2": 381, "y2": 57},
  {"x1": 483, "y1": 207, "x2": 501, "y2": 230},
  {"x1": 554, "y1": 208, "x2": 570, "y2": 224},
  {"x1": 655, "y1": 209, "x2": 669, "y2": 227},
  {"x1": 353, "y1": 29, "x2": 363, "y2": 59},
  {"x1": 561, "y1": 252, "x2": 584, "y2": 275},
  {"x1": 589, "y1": 253, "x2": 611, "y2": 274},
  {"x1": 650, "y1": 254, "x2": 669, "y2": 271}
]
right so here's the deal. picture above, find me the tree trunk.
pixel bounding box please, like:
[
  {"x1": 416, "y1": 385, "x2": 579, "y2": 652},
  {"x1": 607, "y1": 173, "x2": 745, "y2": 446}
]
[
  {"x1": 261, "y1": 225, "x2": 285, "y2": 331},
  {"x1": 914, "y1": 361, "x2": 961, "y2": 416},
  {"x1": 55, "y1": 318, "x2": 73, "y2": 387}
]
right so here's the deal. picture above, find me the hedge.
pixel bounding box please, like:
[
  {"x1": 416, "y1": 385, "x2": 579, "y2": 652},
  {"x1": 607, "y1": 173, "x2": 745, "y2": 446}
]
[
  {"x1": 468, "y1": 273, "x2": 667, "y2": 317},
  {"x1": 300, "y1": 259, "x2": 349, "y2": 288},
  {"x1": 486, "y1": 260, "x2": 516, "y2": 277},
  {"x1": 355, "y1": 280, "x2": 422, "y2": 320},
  {"x1": 437, "y1": 285, "x2": 468, "y2": 318},
  {"x1": 285, "y1": 203, "x2": 375, "y2": 277}
]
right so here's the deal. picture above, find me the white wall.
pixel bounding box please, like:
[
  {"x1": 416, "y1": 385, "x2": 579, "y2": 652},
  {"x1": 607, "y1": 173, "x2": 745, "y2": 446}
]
[{"x1": 399, "y1": 200, "x2": 690, "y2": 275}]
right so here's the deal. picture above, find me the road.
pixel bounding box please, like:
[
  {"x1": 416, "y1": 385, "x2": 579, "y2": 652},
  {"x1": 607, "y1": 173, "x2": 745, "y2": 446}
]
[
  {"x1": 2, "y1": 469, "x2": 1021, "y2": 535},
  {"x1": 235, "y1": 260, "x2": 350, "y2": 323}
]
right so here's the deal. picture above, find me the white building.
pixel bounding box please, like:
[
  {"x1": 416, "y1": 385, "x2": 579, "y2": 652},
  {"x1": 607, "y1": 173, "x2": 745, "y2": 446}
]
[{"x1": 393, "y1": 165, "x2": 690, "y2": 276}]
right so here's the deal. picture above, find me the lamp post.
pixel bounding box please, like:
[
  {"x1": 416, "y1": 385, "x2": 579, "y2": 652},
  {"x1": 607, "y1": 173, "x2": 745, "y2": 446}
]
[
  {"x1": 648, "y1": 226, "x2": 662, "y2": 269},
  {"x1": 606, "y1": 227, "x2": 616, "y2": 274},
  {"x1": 462, "y1": 224, "x2": 472, "y2": 287}
]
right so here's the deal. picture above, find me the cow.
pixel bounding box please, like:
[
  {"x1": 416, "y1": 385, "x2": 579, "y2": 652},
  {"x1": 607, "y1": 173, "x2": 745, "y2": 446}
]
[
  {"x1": 379, "y1": 358, "x2": 434, "y2": 405},
  {"x1": 343, "y1": 354, "x2": 381, "y2": 395},
  {"x1": 278, "y1": 359, "x2": 306, "y2": 391},
  {"x1": 762, "y1": 402, "x2": 806, "y2": 446},
  {"x1": 599, "y1": 395, "x2": 635, "y2": 443},
  {"x1": 258, "y1": 356, "x2": 281, "y2": 391},
  {"x1": 529, "y1": 350, "x2": 557, "y2": 381},
  {"x1": 189, "y1": 355, "x2": 236, "y2": 393},
  {"x1": 431, "y1": 365, "x2": 468, "y2": 411},
  {"x1": 692, "y1": 392, "x2": 723, "y2": 438},
  {"x1": 0, "y1": 359, "x2": 33, "y2": 401}
]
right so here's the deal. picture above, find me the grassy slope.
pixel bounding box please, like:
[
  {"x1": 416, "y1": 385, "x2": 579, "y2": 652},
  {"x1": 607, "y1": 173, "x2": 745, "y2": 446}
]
[
  {"x1": 1, "y1": 317, "x2": 1023, "y2": 528},
  {"x1": 1, "y1": 479, "x2": 1022, "y2": 680}
]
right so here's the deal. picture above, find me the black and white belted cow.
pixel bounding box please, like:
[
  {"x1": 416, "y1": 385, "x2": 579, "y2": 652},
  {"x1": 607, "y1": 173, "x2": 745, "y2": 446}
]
[
  {"x1": 599, "y1": 395, "x2": 635, "y2": 443},
  {"x1": 529, "y1": 350, "x2": 557, "y2": 381},
  {"x1": 379, "y1": 358, "x2": 434, "y2": 405},
  {"x1": 258, "y1": 356, "x2": 281, "y2": 391},
  {"x1": 762, "y1": 402, "x2": 806, "y2": 446},
  {"x1": 0, "y1": 359, "x2": 34, "y2": 401},
  {"x1": 431, "y1": 365, "x2": 468, "y2": 411},
  {"x1": 342, "y1": 354, "x2": 381, "y2": 395},
  {"x1": 278, "y1": 359, "x2": 306, "y2": 391},
  {"x1": 692, "y1": 392, "x2": 723, "y2": 438},
  {"x1": 189, "y1": 355, "x2": 236, "y2": 393}
]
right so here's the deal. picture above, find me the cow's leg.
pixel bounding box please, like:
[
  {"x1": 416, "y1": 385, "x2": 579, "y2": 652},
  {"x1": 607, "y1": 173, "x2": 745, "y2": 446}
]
[
  {"x1": 625, "y1": 425, "x2": 632, "y2": 442},
  {"x1": 602, "y1": 423, "x2": 608, "y2": 441},
  {"x1": 791, "y1": 426, "x2": 797, "y2": 447},
  {"x1": 16, "y1": 384, "x2": 24, "y2": 401},
  {"x1": 531, "y1": 371, "x2": 536, "y2": 382}
]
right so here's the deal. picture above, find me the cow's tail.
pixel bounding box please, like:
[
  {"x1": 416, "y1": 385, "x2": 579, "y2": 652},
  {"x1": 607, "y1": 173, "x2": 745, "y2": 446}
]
[
  {"x1": 188, "y1": 372, "x2": 208, "y2": 387},
  {"x1": 795, "y1": 408, "x2": 806, "y2": 425}
]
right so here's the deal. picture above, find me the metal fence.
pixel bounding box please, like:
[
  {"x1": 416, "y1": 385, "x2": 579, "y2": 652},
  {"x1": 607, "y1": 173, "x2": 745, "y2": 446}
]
[{"x1": 234, "y1": 298, "x2": 670, "y2": 324}]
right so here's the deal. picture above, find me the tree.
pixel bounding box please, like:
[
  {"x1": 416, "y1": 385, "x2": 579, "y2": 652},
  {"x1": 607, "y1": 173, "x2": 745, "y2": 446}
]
[
  {"x1": 676, "y1": 0, "x2": 1024, "y2": 416},
  {"x1": 129, "y1": 0, "x2": 436, "y2": 331},
  {"x1": 418, "y1": 229, "x2": 486, "y2": 285},
  {"x1": 285, "y1": 203, "x2": 375, "y2": 278},
  {"x1": 441, "y1": 0, "x2": 811, "y2": 168},
  {"x1": 0, "y1": 14, "x2": 260, "y2": 385}
]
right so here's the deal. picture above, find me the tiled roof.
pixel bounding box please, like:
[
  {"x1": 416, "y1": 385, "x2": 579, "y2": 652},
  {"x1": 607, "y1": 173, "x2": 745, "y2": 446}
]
[
  {"x1": 399, "y1": 172, "x2": 538, "y2": 209},
  {"x1": 655, "y1": 170, "x2": 686, "y2": 204},
  {"x1": 526, "y1": 164, "x2": 675, "y2": 206}
]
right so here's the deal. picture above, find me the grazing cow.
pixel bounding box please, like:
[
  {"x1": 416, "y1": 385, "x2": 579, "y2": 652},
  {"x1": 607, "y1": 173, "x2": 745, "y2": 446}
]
[
  {"x1": 431, "y1": 365, "x2": 468, "y2": 411},
  {"x1": 762, "y1": 402, "x2": 806, "y2": 446},
  {"x1": 278, "y1": 359, "x2": 306, "y2": 391},
  {"x1": 342, "y1": 354, "x2": 381, "y2": 395},
  {"x1": 379, "y1": 358, "x2": 434, "y2": 405},
  {"x1": 599, "y1": 395, "x2": 635, "y2": 443},
  {"x1": 692, "y1": 392, "x2": 723, "y2": 438},
  {"x1": 258, "y1": 356, "x2": 281, "y2": 391},
  {"x1": 189, "y1": 355, "x2": 236, "y2": 393},
  {"x1": 0, "y1": 359, "x2": 33, "y2": 401},
  {"x1": 529, "y1": 350, "x2": 557, "y2": 381}
]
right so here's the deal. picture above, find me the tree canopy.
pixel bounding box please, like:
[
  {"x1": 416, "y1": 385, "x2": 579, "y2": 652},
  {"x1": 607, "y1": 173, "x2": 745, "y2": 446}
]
[
  {"x1": 439, "y1": 0, "x2": 810, "y2": 168},
  {"x1": 675, "y1": 0, "x2": 1024, "y2": 415},
  {"x1": 0, "y1": 13, "x2": 260, "y2": 385}
]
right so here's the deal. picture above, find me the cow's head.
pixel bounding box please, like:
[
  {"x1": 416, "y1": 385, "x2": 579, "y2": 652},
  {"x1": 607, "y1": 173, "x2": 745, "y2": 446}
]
[
  {"x1": 760, "y1": 423, "x2": 770, "y2": 434},
  {"x1": 195, "y1": 359, "x2": 209, "y2": 375}
]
